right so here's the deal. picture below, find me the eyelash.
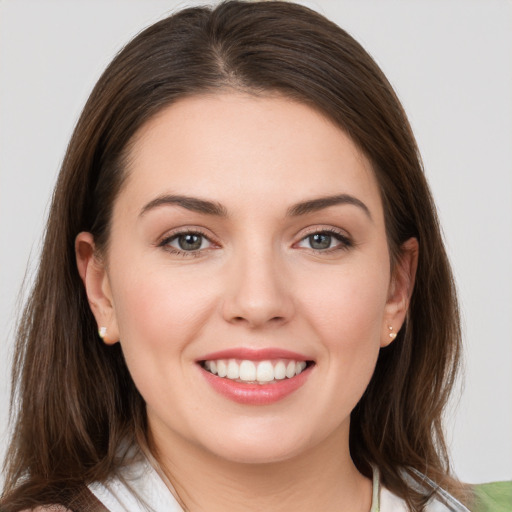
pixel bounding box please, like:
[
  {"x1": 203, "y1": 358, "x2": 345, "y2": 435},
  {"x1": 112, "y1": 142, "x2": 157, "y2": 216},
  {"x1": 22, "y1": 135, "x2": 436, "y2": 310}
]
[
  {"x1": 296, "y1": 228, "x2": 353, "y2": 254},
  {"x1": 158, "y1": 227, "x2": 353, "y2": 257},
  {"x1": 158, "y1": 229, "x2": 215, "y2": 257}
]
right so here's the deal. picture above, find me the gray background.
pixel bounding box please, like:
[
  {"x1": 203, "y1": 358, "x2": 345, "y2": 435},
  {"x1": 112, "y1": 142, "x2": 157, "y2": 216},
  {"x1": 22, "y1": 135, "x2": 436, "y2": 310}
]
[{"x1": 1, "y1": 0, "x2": 511, "y2": 483}]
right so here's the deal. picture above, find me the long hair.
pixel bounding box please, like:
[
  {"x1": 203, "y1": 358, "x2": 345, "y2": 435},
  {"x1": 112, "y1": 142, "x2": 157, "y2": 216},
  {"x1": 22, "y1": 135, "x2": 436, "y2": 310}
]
[{"x1": 2, "y1": 2, "x2": 462, "y2": 510}]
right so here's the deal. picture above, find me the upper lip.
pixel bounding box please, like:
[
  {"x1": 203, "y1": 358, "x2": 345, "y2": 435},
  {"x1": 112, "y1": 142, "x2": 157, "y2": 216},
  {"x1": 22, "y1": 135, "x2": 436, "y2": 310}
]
[{"x1": 198, "y1": 347, "x2": 313, "y2": 362}]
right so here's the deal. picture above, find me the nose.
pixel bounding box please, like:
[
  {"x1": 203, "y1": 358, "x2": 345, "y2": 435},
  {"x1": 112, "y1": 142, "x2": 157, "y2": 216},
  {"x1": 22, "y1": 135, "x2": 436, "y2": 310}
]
[{"x1": 221, "y1": 247, "x2": 295, "y2": 329}]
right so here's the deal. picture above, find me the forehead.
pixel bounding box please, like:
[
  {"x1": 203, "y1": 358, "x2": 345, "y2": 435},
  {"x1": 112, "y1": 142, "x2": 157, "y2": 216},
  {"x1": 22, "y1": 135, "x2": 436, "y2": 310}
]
[{"x1": 119, "y1": 92, "x2": 383, "y2": 220}]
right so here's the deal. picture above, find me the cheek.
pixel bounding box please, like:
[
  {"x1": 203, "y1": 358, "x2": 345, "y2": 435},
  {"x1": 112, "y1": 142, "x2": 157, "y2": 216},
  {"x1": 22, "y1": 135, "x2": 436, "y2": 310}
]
[
  {"x1": 109, "y1": 263, "x2": 216, "y2": 367},
  {"x1": 107, "y1": 265, "x2": 219, "y2": 420},
  {"x1": 300, "y1": 264, "x2": 389, "y2": 415},
  {"x1": 298, "y1": 256, "x2": 390, "y2": 399},
  {"x1": 300, "y1": 260, "x2": 389, "y2": 343}
]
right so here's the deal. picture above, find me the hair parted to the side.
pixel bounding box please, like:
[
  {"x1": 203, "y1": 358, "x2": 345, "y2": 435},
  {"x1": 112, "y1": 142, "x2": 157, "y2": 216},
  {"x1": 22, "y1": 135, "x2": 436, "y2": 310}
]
[{"x1": 1, "y1": 2, "x2": 463, "y2": 511}]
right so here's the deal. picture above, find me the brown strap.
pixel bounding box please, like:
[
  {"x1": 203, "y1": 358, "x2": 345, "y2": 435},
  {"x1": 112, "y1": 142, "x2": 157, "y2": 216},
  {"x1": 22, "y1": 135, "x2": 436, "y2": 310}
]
[{"x1": 62, "y1": 485, "x2": 110, "y2": 512}]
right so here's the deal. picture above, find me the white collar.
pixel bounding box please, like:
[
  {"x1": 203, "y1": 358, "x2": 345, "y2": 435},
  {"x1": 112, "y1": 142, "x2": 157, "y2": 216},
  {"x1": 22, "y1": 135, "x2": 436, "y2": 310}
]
[{"x1": 88, "y1": 454, "x2": 466, "y2": 512}]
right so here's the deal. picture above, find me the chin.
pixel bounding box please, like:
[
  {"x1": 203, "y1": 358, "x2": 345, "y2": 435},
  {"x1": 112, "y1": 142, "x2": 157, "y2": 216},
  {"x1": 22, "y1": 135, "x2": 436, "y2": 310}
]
[
  {"x1": 212, "y1": 444, "x2": 304, "y2": 466},
  {"x1": 200, "y1": 424, "x2": 314, "y2": 466}
]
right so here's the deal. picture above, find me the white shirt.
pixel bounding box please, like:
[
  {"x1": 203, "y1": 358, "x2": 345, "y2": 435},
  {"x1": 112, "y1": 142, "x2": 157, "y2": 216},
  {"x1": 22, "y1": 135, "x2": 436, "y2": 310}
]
[
  {"x1": 88, "y1": 455, "x2": 182, "y2": 512},
  {"x1": 88, "y1": 455, "x2": 469, "y2": 512}
]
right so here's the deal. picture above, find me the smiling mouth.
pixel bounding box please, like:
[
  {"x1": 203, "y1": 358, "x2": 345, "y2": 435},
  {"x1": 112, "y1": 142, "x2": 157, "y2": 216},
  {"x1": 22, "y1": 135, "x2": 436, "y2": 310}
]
[{"x1": 201, "y1": 359, "x2": 314, "y2": 385}]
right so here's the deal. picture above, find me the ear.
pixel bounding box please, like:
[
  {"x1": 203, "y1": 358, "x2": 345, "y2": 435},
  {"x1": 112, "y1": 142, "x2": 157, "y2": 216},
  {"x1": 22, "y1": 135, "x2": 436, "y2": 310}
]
[
  {"x1": 75, "y1": 232, "x2": 119, "y2": 345},
  {"x1": 381, "y1": 237, "x2": 419, "y2": 347}
]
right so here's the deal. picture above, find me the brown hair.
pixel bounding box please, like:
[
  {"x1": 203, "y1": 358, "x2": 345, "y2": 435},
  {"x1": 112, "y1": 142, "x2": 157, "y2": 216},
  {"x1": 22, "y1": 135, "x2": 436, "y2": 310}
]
[{"x1": 2, "y1": 2, "x2": 463, "y2": 510}]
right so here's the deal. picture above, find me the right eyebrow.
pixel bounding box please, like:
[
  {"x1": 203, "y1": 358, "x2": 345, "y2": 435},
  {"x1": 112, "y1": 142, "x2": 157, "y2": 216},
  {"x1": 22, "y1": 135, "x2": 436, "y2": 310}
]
[
  {"x1": 139, "y1": 194, "x2": 228, "y2": 217},
  {"x1": 286, "y1": 193, "x2": 372, "y2": 221}
]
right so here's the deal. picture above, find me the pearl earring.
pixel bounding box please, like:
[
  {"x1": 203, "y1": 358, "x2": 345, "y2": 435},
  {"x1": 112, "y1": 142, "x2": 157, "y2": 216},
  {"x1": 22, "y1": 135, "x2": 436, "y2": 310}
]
[
  {"x1": 388, "y1": 326, "x2": 397, "y2": 339},
  {"x1": 98, "y1": 326, "x2": 107, "y2": 339}
]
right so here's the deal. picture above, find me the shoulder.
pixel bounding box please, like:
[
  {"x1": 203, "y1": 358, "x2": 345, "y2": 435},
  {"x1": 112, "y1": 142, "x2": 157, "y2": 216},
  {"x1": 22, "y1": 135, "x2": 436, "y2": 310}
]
[
  {"x1": 471, "y1": 481, "x2": 512, "y2": 512},
  {"x1": 379, "y1": 486, "x2": 408, "y2": 511},
  {"x1": 380, "y1": 480, "x2": 510, "y2": 512},
  {"x1": 17, "y1": 485, "x2": 110, "y2": 512}
]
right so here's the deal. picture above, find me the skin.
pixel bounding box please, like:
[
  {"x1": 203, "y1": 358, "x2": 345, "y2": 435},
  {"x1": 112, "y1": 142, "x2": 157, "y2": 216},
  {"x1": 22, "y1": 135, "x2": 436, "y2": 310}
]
[{"x1": 76, "y1": 93, "x2": 418, "y2": 512}]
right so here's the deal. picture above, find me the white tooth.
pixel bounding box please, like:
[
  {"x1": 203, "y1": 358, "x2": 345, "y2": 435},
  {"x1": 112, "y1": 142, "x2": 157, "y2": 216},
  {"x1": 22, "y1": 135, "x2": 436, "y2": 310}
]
[
  {"x1": 227, "y1": 359, "x2": 240, "y2": 379},
  {"x1": 217, "y1": 360, "x2": 227, "y2": 377},
  {"x1": 274, "y1": 361, "x2": 286, "y2": 380},
  {"x1": 256, "y1": 361, "x2": 274, "y2": 382},
  {"x1": 209, "y1": 361, "x2": 217, "y2": 375},
  {"x1": 285, "y1": 361, "x2": 296, "y2": 378},
  {"x1": 295, "y1": 361, "x2": 307, "y2": 375},
  {"x1": 239, "y1": 360, "x2": 256, "y2": 381}
]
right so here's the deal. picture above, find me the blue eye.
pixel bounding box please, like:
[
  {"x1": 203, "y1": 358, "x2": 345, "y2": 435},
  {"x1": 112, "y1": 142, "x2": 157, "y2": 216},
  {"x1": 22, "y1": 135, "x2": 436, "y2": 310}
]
[
  {"x1": 308, "y1": 233, "x2": 334, "y2": 250},
  {"x1": 163, "y1": 232, "x2": 212, "y2": 253},
  {"x1": 297, "y1": 230, "x2": 351, "y2": 251}
]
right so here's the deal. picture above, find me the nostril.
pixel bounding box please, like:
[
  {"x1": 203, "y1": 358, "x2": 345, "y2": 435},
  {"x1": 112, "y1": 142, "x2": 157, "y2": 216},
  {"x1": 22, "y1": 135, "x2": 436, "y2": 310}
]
[{"x1": 230, "y1": 315, "x2": 284, "y2": 324}]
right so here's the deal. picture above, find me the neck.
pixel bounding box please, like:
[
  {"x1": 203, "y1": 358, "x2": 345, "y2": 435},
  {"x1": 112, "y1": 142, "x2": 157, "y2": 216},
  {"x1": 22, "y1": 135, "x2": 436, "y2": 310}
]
[{"x1": 150, "y1": 426, "x2": 372, "y2": 512}]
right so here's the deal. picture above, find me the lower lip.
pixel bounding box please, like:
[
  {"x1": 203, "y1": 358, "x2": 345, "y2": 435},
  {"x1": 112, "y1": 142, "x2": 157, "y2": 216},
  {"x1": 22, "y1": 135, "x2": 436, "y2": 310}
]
[{"x1": 200, "y1": 365, "x2": 312, "y2": 405}]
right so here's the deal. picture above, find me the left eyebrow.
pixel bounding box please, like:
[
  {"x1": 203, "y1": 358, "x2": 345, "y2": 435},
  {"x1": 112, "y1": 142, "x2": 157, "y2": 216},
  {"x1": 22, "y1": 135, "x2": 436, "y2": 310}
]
[
  {"x1": 139, "y1": 194, "x2": 228, "y2": 217},
  {"x1": 286, "y1": 194, "x2": 372, "y2": 220}
]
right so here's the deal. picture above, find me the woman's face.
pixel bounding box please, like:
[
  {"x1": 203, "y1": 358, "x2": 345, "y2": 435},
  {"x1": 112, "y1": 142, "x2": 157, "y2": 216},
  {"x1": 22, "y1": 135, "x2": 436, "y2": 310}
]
[{"x1": 79, "y1": 93, "x2": 415, "y2": 465}]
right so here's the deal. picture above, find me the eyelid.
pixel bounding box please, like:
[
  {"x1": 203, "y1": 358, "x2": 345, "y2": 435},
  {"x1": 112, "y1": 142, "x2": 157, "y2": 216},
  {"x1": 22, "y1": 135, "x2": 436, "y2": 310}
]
[
  {"x1": 297, "y1": 225, "x2": 351, "y2": 241},
  {"x1": 294, "y1": 226, "x2": 353, "y2": 252},
  {"x1": 157, "y1": 226, "x2": 219, "y2": 256}
]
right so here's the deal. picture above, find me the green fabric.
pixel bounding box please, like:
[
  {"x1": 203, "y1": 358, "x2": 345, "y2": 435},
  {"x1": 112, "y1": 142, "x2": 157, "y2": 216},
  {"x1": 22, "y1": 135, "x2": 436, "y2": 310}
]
[{"x1": 472, "y1": 481, "x2": 512, "y2": 512}]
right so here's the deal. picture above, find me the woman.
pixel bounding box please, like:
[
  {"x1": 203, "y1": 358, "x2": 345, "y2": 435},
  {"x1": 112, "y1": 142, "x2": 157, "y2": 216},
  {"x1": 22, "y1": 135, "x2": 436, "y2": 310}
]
[{"x1": 1, "y1": 1, "x2": 509, "y2": 511}]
